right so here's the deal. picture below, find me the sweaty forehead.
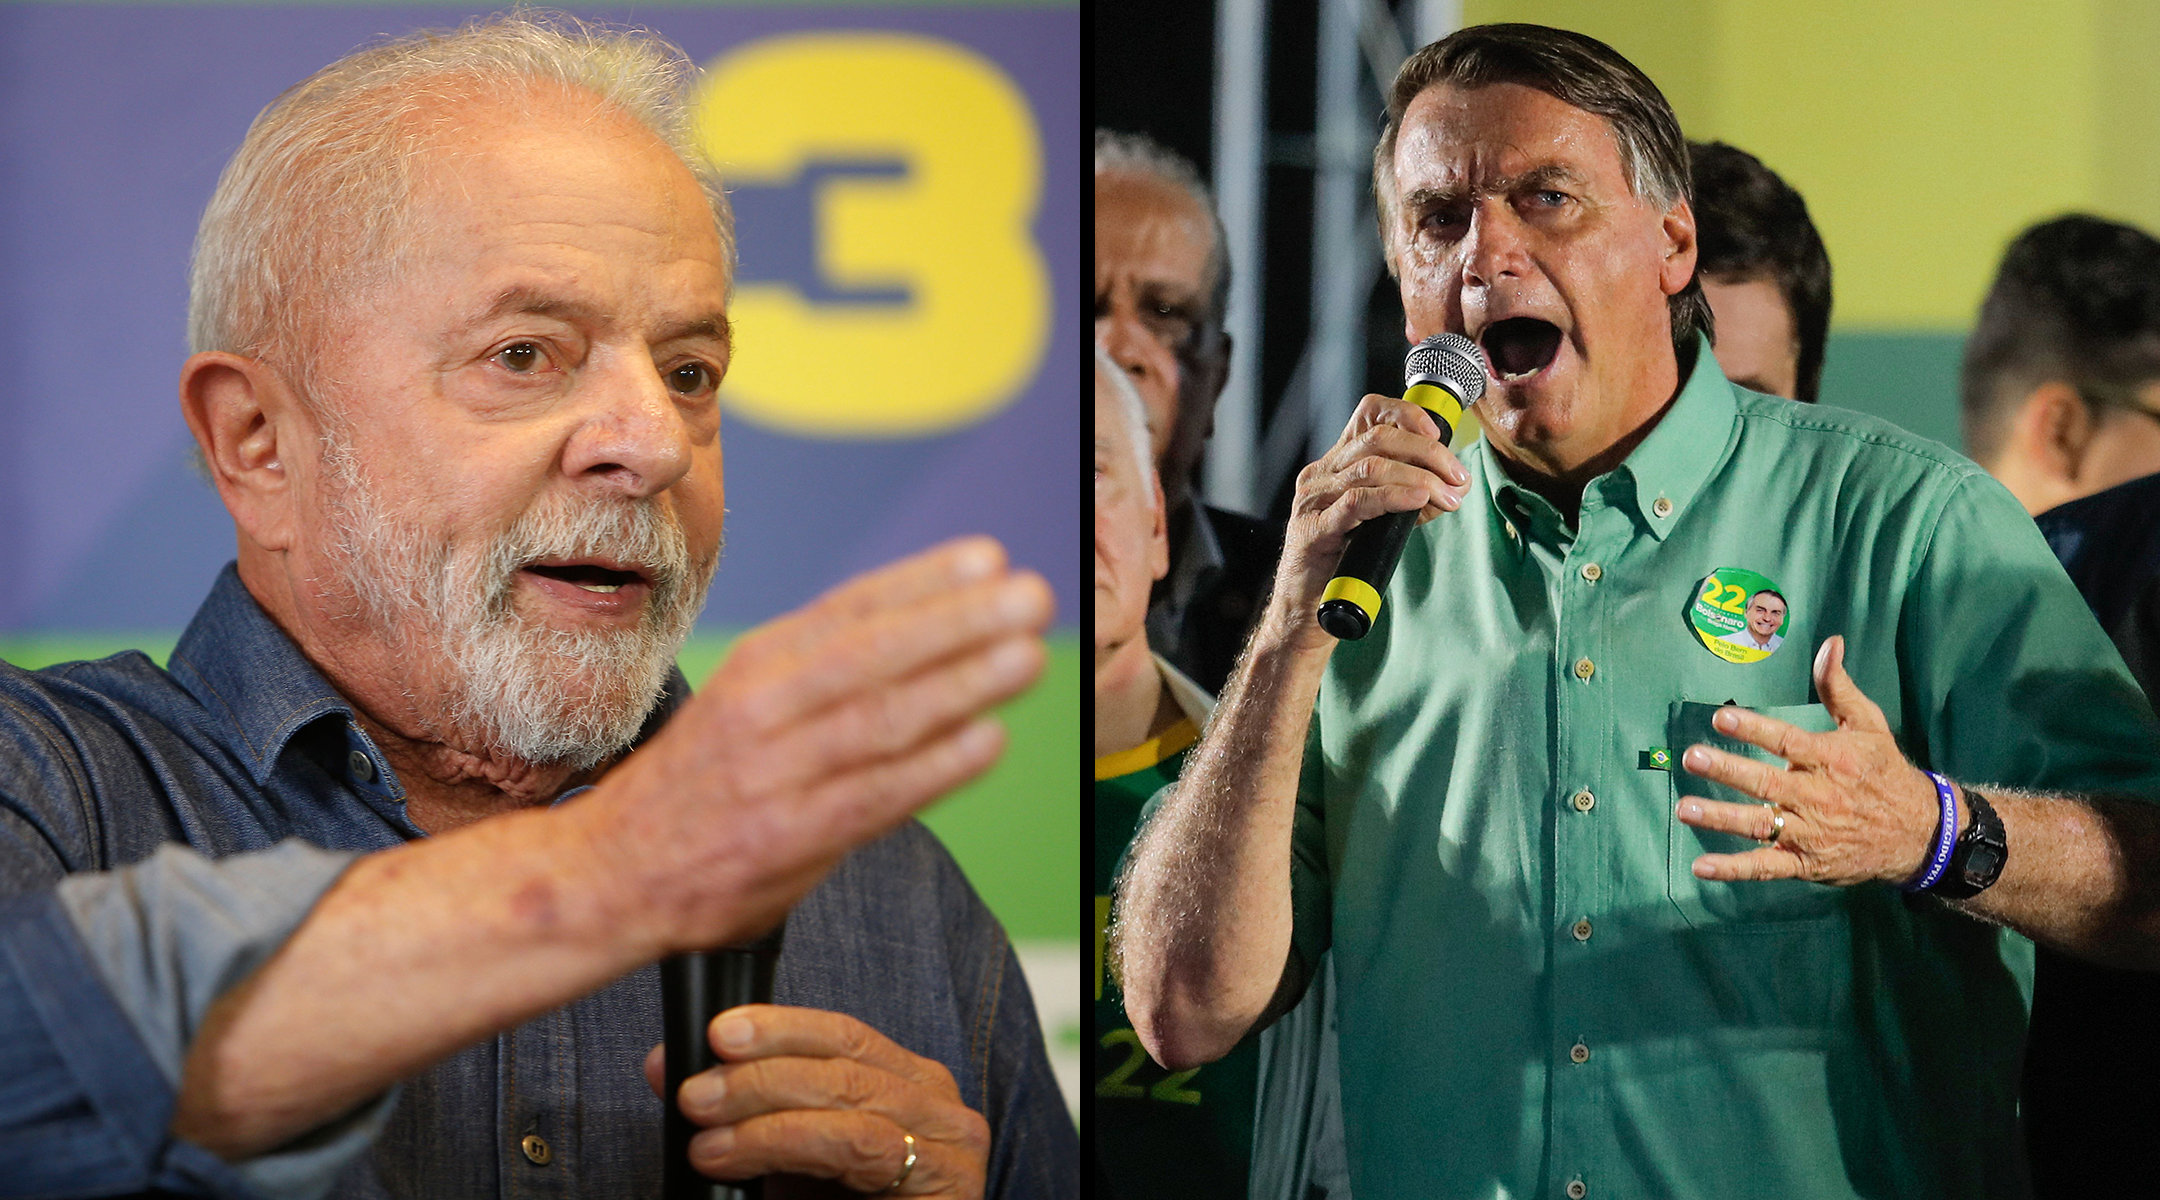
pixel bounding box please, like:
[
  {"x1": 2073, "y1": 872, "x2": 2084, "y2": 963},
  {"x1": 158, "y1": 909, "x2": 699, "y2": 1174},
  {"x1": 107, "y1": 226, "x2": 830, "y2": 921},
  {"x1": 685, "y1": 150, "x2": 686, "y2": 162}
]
[{"x1": 1392, "y1": 81, "x2": 1631, "y2": 197}]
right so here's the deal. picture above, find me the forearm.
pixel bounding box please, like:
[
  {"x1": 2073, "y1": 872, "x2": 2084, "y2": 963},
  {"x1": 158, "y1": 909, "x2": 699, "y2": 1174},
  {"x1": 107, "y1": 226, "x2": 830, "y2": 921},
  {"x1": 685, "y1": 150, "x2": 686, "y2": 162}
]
[
  {"x1": 1957, "y1": 789, "x2": 2160, "y2": 968},
  {"x1": 1116, "y1": 614, "x2": 1332, "y2": 1070},
  {"x1": 174, "y1": 803, "x2": 657, "y2": 1158},
  {"x1": 148, "y1": 542, "x2": 1047, "y2": 1164}
]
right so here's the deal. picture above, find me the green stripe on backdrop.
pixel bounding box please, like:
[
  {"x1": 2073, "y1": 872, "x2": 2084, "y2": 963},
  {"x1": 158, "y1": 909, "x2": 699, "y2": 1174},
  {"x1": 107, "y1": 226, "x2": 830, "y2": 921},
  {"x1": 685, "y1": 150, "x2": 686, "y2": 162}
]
[
  {"x1": 1816, "y1": 330, "x2": 1970, "y2": 452},
  {"x1": 0, "y1": 631, "x2": 1080, "y2": 942}
]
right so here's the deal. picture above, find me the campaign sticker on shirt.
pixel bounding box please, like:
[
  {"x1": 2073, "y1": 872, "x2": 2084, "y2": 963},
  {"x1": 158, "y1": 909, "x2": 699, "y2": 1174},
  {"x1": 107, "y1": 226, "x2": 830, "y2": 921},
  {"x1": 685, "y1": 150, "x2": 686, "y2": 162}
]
[{"x1": 1690, "y1": 567, "x2": 1789, "y2": 663}]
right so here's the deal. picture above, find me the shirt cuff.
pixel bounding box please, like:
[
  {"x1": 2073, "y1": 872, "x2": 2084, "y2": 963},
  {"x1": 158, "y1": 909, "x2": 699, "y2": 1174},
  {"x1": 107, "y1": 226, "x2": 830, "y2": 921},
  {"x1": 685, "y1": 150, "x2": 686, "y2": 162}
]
[
  {"x1": 45, "y1": 840, "x2": 398, "y2": 1199},
  {"x1": 0, "y1": 886, "x2": 186, "y2": 1195}
]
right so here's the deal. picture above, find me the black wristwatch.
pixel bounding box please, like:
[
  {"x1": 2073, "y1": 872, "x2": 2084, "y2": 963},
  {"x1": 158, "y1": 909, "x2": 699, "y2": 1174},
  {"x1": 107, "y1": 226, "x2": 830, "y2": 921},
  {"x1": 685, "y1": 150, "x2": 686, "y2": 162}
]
[{"x1": 1927, "y1": 786, "x2": 2008, "y2": 900}]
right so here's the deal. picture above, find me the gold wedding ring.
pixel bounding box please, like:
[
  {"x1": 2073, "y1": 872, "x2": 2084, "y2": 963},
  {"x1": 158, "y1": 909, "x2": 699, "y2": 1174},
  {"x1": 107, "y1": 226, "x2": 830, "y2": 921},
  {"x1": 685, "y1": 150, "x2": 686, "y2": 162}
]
[
  {"x1": 1763, "y1": 806, "x2": 1786, "y2": 845},
  {"x1": 881, "y1": 1131, "x2": 918, "y2": 1194}
]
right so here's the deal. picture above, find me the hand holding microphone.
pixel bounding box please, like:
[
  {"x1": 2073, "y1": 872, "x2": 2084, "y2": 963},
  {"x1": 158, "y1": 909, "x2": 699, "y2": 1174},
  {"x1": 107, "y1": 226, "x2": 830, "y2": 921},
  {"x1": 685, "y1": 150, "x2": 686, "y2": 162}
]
[
  {"x1": 646, "y1": 1002, "x2": 991, "y2": 1198},
  {"x1": 1271, "y1": 334, "x2": 1487, "y2": 648},
  {"x1": 664, "y1": 923, "x2": 787, "y2": 1200},
  {"x1": 580, "y1": 536, "x2": 1042, "y2": 1193}
]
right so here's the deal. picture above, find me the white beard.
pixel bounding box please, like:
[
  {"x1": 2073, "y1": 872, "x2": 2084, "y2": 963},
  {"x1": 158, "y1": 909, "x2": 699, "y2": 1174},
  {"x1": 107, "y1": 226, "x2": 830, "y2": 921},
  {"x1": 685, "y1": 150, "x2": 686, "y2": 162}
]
[{"x1": 315, "y1": 433, "x2": 716, "y2": 769}]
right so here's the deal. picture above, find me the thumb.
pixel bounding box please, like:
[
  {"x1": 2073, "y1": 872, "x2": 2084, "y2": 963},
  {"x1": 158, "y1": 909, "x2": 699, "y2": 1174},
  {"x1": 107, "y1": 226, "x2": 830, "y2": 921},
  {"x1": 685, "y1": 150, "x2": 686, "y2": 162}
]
[
  {"x1": 1814, "y1": 635, "x2": 1889, "y2": 733},
  {"x1": 642, "y1": 1043, "x2": 666, "y2": 1098}
]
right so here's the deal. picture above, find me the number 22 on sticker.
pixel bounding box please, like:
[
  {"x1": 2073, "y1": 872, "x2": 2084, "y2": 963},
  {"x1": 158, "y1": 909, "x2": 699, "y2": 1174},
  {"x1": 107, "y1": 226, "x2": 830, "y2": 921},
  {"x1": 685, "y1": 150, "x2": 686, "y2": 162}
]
[{"x1": 1698, "y1": 577, "x2": 1748, "y2": 613}]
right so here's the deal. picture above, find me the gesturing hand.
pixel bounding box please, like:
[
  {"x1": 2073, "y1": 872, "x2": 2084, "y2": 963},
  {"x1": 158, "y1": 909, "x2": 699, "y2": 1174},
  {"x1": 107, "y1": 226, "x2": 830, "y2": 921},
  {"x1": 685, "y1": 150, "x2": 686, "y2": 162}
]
[
  {"x1": 1674, "y1": 635, "x2": 1947, "y2": 887},
  {"x1": 645, "y1": 1005, "x2": 989, "y2": 1197},
  {"x1": 582, "y1": 536, "x2": 1051, "y2": 958}
]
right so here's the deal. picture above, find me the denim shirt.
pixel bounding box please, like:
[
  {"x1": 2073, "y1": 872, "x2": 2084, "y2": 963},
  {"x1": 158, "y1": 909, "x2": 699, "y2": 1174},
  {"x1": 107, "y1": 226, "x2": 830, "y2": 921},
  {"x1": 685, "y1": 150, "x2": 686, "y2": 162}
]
[{"x1": 0, "y1": 564, "x2": 1077, "y2": 1198}]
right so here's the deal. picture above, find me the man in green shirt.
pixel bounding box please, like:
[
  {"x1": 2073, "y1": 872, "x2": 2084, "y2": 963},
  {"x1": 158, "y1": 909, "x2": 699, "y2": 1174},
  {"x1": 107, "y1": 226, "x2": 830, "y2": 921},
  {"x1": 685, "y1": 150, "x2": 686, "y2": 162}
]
[{"x1": 1117, "y1": 23, "x2": 2160, "y2": 1200}]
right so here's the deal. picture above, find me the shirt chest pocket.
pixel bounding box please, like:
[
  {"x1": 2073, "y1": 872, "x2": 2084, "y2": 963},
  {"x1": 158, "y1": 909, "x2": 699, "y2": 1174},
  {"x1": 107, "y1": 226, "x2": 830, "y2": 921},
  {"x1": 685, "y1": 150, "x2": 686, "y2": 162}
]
[{"x1": 1665, "y1": 700, "x2": 1847, "y2": 929}]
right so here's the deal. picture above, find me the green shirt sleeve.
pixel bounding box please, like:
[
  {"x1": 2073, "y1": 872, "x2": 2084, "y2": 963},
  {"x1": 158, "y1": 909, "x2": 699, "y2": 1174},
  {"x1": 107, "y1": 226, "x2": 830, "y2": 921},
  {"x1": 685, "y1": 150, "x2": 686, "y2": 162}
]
[
  {"x1": 1901, "y1": 471, "x2": 2160, "y2": 797},
  {"x1": 1284, "y1": 709, "x2": 1333, "y2": 1010}
]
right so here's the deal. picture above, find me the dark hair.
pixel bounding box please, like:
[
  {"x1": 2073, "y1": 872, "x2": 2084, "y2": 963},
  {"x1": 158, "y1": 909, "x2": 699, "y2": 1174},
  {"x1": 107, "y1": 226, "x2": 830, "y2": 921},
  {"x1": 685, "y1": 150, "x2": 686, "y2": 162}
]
[
  {"x1": 1961, "y1": 214, "x2": 2160, "y2": 461},
  {"x1": 1689, "y1": 141, "x2": 1832, "y2": 403},
  {"x1": 1750, "y1": 588, "x2": 1786, "y2": 608},
  {"x1": 1373, "y1": 23, "x2": 1712, "y2": 366}
]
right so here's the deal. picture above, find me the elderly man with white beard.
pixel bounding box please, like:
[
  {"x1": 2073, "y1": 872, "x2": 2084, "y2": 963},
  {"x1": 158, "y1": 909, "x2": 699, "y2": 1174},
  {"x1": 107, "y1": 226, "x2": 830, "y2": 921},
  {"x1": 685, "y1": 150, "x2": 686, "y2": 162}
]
[{"x1": 0, "y1": 14, "x2": 1069, "y2": 1200}]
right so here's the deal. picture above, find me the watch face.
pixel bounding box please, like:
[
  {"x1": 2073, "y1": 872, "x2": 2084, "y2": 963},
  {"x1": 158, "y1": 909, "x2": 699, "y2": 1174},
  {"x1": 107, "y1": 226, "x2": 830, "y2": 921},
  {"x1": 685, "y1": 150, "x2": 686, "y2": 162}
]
[{"x1": 1968, "y1": 844, "x2": 2006, "y2": 880}]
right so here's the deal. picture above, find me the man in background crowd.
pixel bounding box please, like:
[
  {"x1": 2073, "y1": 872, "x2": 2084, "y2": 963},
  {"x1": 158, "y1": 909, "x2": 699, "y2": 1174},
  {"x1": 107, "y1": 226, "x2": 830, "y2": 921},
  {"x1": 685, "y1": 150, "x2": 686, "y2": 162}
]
[
  {"x1": 1962, "y1": 214, "x2": 2160, "y2": 514},
  {"x1": 1095, "y1": 130, "x2": 1284, "y2": 694},
  {"x1": 1968, "y1": 213, "x2": 2160, "y2": 1197},
  {"x1": 1094, "y1": 345, "x2": 1347, "y2": 1200},
  {"x1": 1688, "y1": 139, "x2": 1832, "y2": 402}
]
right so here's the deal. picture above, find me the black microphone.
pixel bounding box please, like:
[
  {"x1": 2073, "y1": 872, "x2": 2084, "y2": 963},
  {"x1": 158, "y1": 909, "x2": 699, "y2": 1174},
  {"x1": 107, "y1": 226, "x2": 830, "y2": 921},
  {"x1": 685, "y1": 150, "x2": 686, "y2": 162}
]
[
  {"x1": 662, "y1": 919, "x2": 787, "y2": 1200},
  {"x1": 1315, "y1": 332, "x2": 1488, "y2": 641}
]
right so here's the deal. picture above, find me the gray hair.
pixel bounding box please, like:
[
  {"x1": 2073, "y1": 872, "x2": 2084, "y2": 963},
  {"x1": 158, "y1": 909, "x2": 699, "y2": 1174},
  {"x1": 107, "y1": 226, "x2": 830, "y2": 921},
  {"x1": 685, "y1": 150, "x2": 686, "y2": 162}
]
[
  {"x1": 188, "y1": 9, "x2": 735, "y2": 366},
  {"x1": 1094, "y1": 128, "x2": 1229, "y2": 328},
  {"x1": 1094, "y1": 342, "x2": 1159, "y2": 509}
]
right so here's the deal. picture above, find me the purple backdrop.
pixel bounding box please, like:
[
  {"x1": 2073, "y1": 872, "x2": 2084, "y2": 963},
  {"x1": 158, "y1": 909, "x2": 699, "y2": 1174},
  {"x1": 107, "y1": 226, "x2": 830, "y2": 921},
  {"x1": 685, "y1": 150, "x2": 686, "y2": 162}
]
[{"x1": 0, "y1": 4, "x2": 1078, "y2": 631}]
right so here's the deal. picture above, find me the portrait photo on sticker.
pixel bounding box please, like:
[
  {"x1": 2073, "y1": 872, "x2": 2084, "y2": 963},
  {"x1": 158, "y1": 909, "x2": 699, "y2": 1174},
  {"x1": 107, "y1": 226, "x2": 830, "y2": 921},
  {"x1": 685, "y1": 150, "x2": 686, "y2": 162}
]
[{"x1": 1689, "y1": 567, "x2": 1790, "y2": 664}]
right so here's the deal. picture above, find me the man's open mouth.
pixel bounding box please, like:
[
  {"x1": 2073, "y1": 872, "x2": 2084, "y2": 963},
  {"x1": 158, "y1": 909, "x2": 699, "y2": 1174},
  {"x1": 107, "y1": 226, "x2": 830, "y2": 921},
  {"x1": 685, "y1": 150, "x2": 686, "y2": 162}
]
[
  {"x1": 1480, "y1": 317, "x2": 1564, "y2": 381},
  {"x1": 523, "y1": 561, "x2": 647, "y2": 595}
]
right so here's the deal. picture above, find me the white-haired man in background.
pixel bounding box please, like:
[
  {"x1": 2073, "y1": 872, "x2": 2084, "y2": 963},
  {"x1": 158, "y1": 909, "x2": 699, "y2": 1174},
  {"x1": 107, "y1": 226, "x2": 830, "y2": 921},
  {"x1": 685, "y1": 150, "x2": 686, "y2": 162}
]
[
  {"x1": 0, "y1": 14, "x2": 1071, "y2": 1198},
  {"x1": 1094, "y1": 345, "x2": 1347, "y2": 1200}
]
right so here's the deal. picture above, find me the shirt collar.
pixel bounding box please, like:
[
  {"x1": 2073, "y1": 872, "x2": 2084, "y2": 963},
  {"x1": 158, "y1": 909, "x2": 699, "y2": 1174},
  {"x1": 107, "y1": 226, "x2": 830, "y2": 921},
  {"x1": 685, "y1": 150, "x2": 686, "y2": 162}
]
[
  {"x1": 1151, "y1": 651, "x2": 1215, "y2": 723},
  {"x1": 1609, "y1": 334, "x2": 1737, "y2": 540},
  {"x1": 1477, "y1": 334, "x2": 1737, "y2": 543},
  {"x1": 1161, "y1": 501, "x2": 1226, "y2": 616},
  {"x1": 167, "y1": 564, "x2": 368, "y2": 788},
  {"x1": 167, "y1": 563, "x2": 691, "y2": 794}
]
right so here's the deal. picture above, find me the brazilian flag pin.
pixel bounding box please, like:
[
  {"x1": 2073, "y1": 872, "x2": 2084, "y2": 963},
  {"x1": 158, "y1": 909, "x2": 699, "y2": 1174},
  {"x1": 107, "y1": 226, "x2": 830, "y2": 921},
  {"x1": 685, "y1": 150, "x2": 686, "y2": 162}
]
[{"x1": 1639, "y1": 747, "x2": 1673, "y2": 771}]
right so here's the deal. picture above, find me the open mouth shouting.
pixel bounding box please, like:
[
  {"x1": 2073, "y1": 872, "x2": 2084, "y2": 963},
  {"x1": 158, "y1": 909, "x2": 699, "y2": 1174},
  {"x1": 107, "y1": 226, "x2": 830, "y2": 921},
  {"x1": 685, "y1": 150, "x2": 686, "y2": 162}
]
[
  {"x1": 519, "y1": 558, "x2": 655, "y2": 617},
  {"x1": 1479, "y1": 316, "x2": 1565, "y2": 383}
]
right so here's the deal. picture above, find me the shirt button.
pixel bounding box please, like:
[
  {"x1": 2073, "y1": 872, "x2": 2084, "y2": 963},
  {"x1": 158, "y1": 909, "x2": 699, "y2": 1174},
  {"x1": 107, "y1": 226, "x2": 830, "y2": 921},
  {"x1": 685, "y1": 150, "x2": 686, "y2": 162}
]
[
  {"x1": 1580, "y1": 562, "x2": 1602, "y2": 582},
  {"x1": 1570, "y1": 1041, "x2": 1591, "y2": 1064},
  {"x1": 521, "y1": 1134, "x2": 551, "y2": 1165},
  {"x1": 1571, "y1": 790, "x2": 1596, "y2": 813},
  {"x1": 1568, "y1": 1180, "x2": 1589, "y2": 1199},
  {"x1": 1504, "y1": 520, "x2": 1519, "y2": 541},
  {"x1": 1652, "y1": 496, "x2": 1673, "y2": 518},
  {"x1": 1572, "y1": 918, "x2": 1593, "y2": 942},
  {"x1": 1573, "y1": 657, "x2": 1595, "y2": 681},
  {"x1": 347, "y1": 750, "x2": 375, "y2": 783}
]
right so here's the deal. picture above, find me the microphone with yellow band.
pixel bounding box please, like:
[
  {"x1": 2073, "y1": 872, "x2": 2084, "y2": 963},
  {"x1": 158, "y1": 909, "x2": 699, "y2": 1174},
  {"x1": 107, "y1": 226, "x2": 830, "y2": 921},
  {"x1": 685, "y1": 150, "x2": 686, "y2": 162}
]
[{"x1": 1316, "y1": 332, "x2": 1488, "y2": 640}]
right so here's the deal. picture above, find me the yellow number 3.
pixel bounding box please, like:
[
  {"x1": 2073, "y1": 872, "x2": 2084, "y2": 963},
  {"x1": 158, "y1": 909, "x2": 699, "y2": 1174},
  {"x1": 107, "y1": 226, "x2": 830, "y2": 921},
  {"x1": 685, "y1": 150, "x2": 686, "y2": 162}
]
[{"x1": 693, "y1": 33, "x2": 1049, "y2": 437}]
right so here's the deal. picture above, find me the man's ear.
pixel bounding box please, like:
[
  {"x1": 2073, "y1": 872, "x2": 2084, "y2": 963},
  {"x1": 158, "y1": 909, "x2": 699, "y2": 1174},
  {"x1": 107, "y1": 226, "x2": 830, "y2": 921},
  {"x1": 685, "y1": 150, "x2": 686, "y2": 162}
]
[
  {"x1": 1147, "y1": 473, "x2": 1171, "y2": 583},
  {"x1": 1658, "y1": 198, "x2": 1699, "y2": 298},
  {"x1": 179, "y1": 351, "x2": 302, "y2": 553},
  {"x1": 2010, "y1": 381, "x2": 2094, "y2": 486}
]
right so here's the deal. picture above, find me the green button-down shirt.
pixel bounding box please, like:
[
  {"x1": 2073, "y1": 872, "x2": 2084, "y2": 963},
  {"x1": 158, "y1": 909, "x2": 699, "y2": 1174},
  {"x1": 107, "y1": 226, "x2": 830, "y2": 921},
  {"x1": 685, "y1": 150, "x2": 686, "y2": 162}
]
[{"x1": 1290, "y1": 342, "x2": 2160, "y2": 1200}]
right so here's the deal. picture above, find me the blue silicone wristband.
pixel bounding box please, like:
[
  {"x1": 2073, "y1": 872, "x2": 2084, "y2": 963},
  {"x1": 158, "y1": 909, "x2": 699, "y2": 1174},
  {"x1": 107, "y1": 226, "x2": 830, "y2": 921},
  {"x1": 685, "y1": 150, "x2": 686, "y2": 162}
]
[{"x1": 1901, "y1": 771, "x2": 1960, "y2": 893}]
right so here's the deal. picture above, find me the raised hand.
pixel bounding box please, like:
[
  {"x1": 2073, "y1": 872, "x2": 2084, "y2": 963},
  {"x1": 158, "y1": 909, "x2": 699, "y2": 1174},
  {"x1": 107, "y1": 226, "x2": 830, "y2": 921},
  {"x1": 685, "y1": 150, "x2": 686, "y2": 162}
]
[{"x1": 581, "y1": 535, "x2": 1053, "y2": 958}]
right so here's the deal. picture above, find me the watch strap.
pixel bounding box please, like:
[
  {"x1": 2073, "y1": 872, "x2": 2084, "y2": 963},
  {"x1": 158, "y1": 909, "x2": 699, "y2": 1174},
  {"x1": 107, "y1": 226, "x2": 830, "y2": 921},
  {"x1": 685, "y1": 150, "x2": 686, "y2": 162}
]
[{"x1": 1927, "y1": 786, "x2": 2008, "y2": 900}]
